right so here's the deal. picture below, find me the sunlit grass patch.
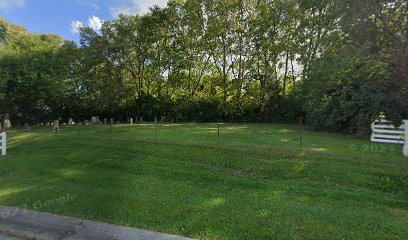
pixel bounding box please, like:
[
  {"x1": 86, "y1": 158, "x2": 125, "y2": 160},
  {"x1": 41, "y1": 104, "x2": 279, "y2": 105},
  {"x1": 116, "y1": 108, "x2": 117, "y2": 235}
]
[{"x1": 0, "y1": 123, "x2": 407, "y2": 239}]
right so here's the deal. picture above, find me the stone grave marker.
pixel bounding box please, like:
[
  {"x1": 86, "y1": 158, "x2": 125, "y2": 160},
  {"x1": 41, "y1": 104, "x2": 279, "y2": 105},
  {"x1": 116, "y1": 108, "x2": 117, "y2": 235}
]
[
  {"x1": 3, "y1": 114, "x2": 11, "y2": 129},
  {"x1": 53, "y1": 120, "x2": 59, "y2": 134}
]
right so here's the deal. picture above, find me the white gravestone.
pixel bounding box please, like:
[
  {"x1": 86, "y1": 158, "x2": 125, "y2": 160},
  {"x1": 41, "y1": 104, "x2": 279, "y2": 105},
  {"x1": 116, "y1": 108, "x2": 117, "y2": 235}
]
[
  {"x1": 3, "y1": 114, "x2": 11, "y2": 129},
  {"x1": 53, "y1": 120, "x2": 59, "y2": 134}
]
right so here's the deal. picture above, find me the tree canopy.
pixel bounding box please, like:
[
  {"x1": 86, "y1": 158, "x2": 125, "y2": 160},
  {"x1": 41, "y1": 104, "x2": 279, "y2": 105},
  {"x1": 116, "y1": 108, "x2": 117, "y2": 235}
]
[{"x1": 0, "y1": 0, "x2": 406, "y2": 133}]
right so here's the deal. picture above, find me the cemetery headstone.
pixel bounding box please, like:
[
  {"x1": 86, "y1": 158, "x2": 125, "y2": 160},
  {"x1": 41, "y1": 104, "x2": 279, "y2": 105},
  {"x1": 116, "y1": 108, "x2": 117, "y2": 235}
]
[
  {"x1": 110, "y1": 118, "x2": 114, "y2": 125},
  {"x1": 89, "y1": 117, "x2": 97, "y2": 128},
  {"x1": 103, "y1": 118, "x2": 107, "y2": 125},
  {"x1": 3, "y1": 113, "x2": 11, "y2": 129},
  {"x1": 53, "y1": 120, "x2": 59, "y2": 134},
  {"x1": 68, "y1": 118, "x2": 73, "y2": 125},
  {"x1": 95, "y1": 116, "x2": 101, "y2": 125},
  {"x1": 130, "y1": 118, "x2": 133, "y2": 125}
]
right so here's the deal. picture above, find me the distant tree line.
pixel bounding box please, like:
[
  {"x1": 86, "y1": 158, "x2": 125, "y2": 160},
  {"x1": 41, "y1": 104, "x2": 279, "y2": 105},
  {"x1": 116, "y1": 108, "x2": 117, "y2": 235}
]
[{"x1": 0, "y1": 0, "x2": 407, "y2": 133}]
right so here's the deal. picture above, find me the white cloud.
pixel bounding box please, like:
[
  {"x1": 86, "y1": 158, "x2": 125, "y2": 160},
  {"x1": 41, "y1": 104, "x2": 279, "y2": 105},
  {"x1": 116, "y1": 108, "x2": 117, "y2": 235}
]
[
  {"x1": 70, "y1": 16, "x2": 103, "y2": 35},
  {"x1": 109, "y1": 0, "x2": 168, "y2": 18},
  {"x1": 71, "y1": 20, "x2": 84, "y2": 34},
  {"x1": 88, "y1": 16, "x2": 103, "y2": 32},
  {"x1": 0, "y1": 0, "x2": 26, "y2": 12},
  {"x1": 75, "y1": 0, "x2": 99, "y2": 11}
]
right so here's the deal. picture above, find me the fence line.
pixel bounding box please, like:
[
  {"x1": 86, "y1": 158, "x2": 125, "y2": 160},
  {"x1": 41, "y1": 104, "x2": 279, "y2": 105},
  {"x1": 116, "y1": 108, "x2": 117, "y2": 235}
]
[
  {"x1": 371, "y1": 119, "x2": 408, "y2": 156},
  {"x1": 371, "y1": 119, "x2": 405, "y2": 144}
]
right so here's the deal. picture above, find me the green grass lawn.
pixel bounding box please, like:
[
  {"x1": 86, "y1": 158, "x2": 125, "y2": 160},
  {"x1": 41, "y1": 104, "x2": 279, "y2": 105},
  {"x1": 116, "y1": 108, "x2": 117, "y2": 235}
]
[{"x1": 0, "y1": 123, "x2": 407, "y2": 239}]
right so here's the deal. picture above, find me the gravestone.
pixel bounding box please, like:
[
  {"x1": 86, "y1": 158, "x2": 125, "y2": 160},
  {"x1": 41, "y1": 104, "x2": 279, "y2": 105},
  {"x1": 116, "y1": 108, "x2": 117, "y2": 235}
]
[
  {"x1": 90, "y1": 117, "x2": 96, "y2": 128},
  {"x1": 46, "y1": 122, "x2": 50, "y2": 126},
  {"x1": 89, "y1": 118, "x2": 94, "y2": 128},
  {"x1": 68, "y1": 118, "x2": 73, "y2": 125},
  {"x1": 53, "y1": 120, "x2": 59, "y2": 134},
  {"x1": 103, "y1": 118, "x2": 107, "y2": 125},
  {"x1": 3, "y1": 113, "x2": 11, "y2": 129},
  {"x1": 85, "y1": 120, "x2": 89, "y2": 126},
  {"x1": 110, "y1": 118, "x2": 114, "y2": 125},
  {"x1": 95, "y1": 116, "x2": 101, "y2": 125},
  {"x1": 139, "y1": 117, "x2": 143, "y2": 123},
  {"x1": 130, "y1": 118, "x2": 133, "y2": 125}
]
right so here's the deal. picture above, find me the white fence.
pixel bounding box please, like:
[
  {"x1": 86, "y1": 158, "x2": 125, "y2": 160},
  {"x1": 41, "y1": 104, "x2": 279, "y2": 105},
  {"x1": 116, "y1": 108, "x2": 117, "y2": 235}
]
[
  {"x1": 0, "y1": 132, "x2": 6, "y2": 156},
  {"x1": 371, "y1": 119, "x2": 408, "y2": 156}
]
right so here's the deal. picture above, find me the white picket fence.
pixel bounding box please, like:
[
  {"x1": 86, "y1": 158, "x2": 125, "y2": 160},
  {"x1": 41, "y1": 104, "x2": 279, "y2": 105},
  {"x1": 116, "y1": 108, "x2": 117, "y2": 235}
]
[
  {"x1": 0, "y1": 132, "x2": 6, "y2": 156},
  {"x1": 371, "y1": 119, "x2": 408, "y2": 156}
]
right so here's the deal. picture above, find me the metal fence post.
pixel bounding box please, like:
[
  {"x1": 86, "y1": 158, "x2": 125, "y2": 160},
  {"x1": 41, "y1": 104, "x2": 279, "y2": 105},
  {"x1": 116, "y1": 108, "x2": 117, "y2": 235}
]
[
  {"x1": 299, "y1": 117, "x2": 303, "y2": 147},
  {"x1": 217, "y1": 121, "x2": 220, "y2": 145},
  {"x1": 404, "y1": 120, "x2": 408, "y2": 156},
  {"x1": 154, "y1": 117, "x2": 157, "y2": 142},
  {"x1": 110, "y1": 121, "x2": 112, "y2": 139}
]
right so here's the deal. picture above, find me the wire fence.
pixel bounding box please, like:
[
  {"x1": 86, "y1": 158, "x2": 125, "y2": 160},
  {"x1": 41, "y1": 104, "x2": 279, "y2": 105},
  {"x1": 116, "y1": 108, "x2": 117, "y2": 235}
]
[{"x1": 6, "y1": 121, "x2": 305, "y2": 149}]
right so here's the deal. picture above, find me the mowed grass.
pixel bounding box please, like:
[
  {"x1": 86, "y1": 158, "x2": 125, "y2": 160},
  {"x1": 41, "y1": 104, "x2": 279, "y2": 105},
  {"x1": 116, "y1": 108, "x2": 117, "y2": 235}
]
[{"x1": 0, "y1": 123, "x2": 407, "y2": 239}]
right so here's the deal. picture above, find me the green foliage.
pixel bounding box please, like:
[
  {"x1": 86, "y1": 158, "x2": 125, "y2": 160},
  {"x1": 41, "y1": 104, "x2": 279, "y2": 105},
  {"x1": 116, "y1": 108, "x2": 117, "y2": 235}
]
[
  {"x1": 180, "y1": 97, "x2": 222, "y2": 121},
  {"x1": 303, "y1": 51, "x2": 385, "y2": 132},
  {"x1": 0, "y1": 0, "x2": 407, "y2": 133},
  {"x1": 0, "y1": 19, "x2": 72, "y2": 123},
  {"x1": 1, "y1": 124, "x2": 407, "y2": 239},
  {"x1": 300, "y1": 0, "x2": 408, "y2": 132}
]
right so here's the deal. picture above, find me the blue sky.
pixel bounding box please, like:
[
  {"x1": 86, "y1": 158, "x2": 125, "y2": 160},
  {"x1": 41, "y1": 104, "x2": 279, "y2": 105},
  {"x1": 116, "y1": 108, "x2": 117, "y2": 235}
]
[{"x1": 0, "y1": 0, "x2": 168, "y2": 41}]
